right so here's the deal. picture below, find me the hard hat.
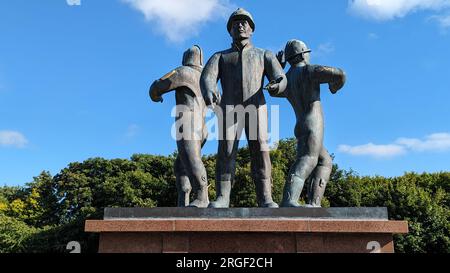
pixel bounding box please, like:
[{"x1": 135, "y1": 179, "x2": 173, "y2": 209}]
[
  {"x1": 227, "y1": 8, "x2": 255, "y2": 33},
  {"x1": 284, "y1": 39, "x2": 311, "y2": 62},
  {"x1": 182, "y1": 45, "x2": 203, "y2": 67}
]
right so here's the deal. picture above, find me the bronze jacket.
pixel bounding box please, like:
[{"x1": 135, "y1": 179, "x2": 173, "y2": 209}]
[{"x1": 201, "y1": 42, "x2": 287, "y2": 107}]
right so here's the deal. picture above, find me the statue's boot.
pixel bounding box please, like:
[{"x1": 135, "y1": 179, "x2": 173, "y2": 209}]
[
  {"x1": 307, "y1": 175, "x2": 328, "y2": 208},
  {"x1": 307, "y1": 150, "x2": 332, "y2": 207},
  {"x1": 189, "y1": 186, "x2": 210, "y2": 208},
  {"x1": 280, "y1": 174, "x2": 304, "y2": 207},
  {"x1": 256, "y1": 179, "x2": 279, "y2": 208},
  {"x1": 188, "y1": 169, "x2": 210, "y2": 208},
  {"x1": 208, "y1": 181, "x2": 231, "y2": 208},
  {"x1": 176, "y1": 175, "x2": 192, "y2": 207}
]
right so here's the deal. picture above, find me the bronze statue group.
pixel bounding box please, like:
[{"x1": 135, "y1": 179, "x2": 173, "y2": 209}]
[{"x1": 149, "y1": 8, "x2": 346, "y2": 209}]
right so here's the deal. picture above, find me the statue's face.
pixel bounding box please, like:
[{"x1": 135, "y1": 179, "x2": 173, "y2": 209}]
[
  {"x1": 230, "y1": 19, "x2": 253, "y2": 40},
  {"x1": 303, "y1": 52, "x2": 311, "y2": 64},
  {"x1": 289, "y1": 53, "x2": 311, "y2": 66}
]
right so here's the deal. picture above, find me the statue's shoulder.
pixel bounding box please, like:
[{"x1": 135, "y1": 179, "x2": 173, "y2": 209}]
[
  {"x1": 308, "y1": 64, "x2": 335, "y2": 75},
  {"x1": 259, "y1": 48, "x2": 276, "y2": 59},
  {"x1": 253, "y1": 47, "x2": 265, "y2": 53},
  {"x1": 178, "y1": 66, "x2": 203, "y2": 83},
  {"x1": 205, "y1": 49, "x2": 233, "y2": 62},
  {"x1": 171, "y1": 66, "x2": 187, "y2": 77},
  {"x1": 217, "y1": 48, "x2": 234, "y2": 55},
  {"x1": 178, "y1": 65, "x2": 200, "y2": 74}
]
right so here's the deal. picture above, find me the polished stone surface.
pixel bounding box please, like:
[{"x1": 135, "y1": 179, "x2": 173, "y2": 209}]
[
  {"x1": 96, "y1": 232, "x2": 397, "y2": 253},
  {"x1": 103, "y1": 207, "x2": 389, "y2": 220},
  {"x1": 85, "y1": 218, "x2": 408, "y2": 233}
]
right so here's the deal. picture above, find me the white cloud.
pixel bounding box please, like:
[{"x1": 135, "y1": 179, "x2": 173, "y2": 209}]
[
  {"x1": 396, "y1": 133, "x2": 450, "y2": 152},
  {"x1": 126, "y1": 124, "x2": 140, "y2": 138},
  {"x1": 315, "y1": 42, "x2": 335, "y2": 57},
  {"x1": 339, "y1": 132, "x2": 450, "y2": 158},
  {"x1": 122, "y1": 0, "x2": 234, "y2": 42},
  {"x1": 430, "y1": 13, "x2": 450, "y2": 27},
  {"x1": 348, "y1": 0, "x2": 450, "y2": 21},
  {"x1": 338, "y1": 143, "x2": 406, "y2": 158},
  {"x1": 0, "y1": 130, "x2": 28, "y2": 148}
]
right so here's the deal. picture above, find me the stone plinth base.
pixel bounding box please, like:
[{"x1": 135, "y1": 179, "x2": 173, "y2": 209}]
[{"x1": 85, "y1": 208, "x2": 408, "y2": 253}]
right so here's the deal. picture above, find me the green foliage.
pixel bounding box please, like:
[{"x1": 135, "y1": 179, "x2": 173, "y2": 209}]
[
  {"x1": 1, "y1": 172, "x2": 59, "y2": 227},
  {"x1": 0, "y1": 138, "x2": 448, "y2": 253},
  {"x1": 0, "y1": 215, "x2": 37, "y2": 253},
  {"x1": 325, "y1": 169, "x2": 450, "y2": 253},
  {"x1": 53, "y1": 155, "x2": 177, "y2": 223},
  {"x1": 24, "y1": 219, "x2": 99, "y2": 253}
]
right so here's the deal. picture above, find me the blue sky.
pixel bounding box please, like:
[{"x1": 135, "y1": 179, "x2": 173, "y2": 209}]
[{"x1": 1, "y1": 0, "x2": 449, "y2": 186}]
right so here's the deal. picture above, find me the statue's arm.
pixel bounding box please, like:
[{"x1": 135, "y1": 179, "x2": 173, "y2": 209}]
[
  {"x1": 310, "y1": 65, "x2": 346, "y2": 94},
  {"x1": 200, "y1": 53, "x2": 221, "y2": 106},
  {"x1": 264, "y1": 50, "x2": 287, "y2": 97},
  {"x1": 149, "y1": 69, "x2": 180, "y2": 102}
]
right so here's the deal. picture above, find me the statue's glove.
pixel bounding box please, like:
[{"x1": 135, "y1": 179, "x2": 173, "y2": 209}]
[
  {"x1": 276, "y1": 50, "x2": 286, "y2": 69},
  {"x1": 204, "y1": 91, "x2": 220, "y2": 108},
  {"x1": 267, "y1": 83, "x2": 280, "y2": 93},
  {"x1": 329, "y1": 69, "x2": 346, "y2": 94},
  {"x1": 149, "y1": 80, "x2": 164, "y2": 103}
]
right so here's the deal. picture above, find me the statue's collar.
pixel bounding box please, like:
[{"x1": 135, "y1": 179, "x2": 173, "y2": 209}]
[
  {"x1": 187, "y1": 64, "x2": 203, "y2": 72},
  {"x1": 231, "y1": 40, "x2": 253, "y2": 52}
]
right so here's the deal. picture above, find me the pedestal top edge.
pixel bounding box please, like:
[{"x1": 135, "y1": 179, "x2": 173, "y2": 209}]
[{"x1": 103, "y1": 207, "x2": 389, "y2": 220}]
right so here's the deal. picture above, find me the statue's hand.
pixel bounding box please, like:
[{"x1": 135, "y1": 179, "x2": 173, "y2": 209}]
[
  {"x1": 149, "y1": 81, "x2": 164, "y2": 103},
  {"x1": 150, "y1": 93, "x2": 164, "y2": 103},
  {"x1": 329, "y1": 80, "x2": 345, "y2": 94},
  {"x1": 204, "y1": 91, "x2": 219, "y2": 107},
  {"x1": 276, "y1": 50, "x2": 286, "y2": 69},
  {"x1": 267, "y1": 83, "x2": 280, "y2": 93},
  {"x1": 329, "y1": 70, "x2": 346, "y2": 94}
]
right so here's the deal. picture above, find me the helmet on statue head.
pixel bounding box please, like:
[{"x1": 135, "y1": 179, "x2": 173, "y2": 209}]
[
  {"x1": 227, "y1": 8, "x2": 255, "y2": 33},
  {"x1": 182, "y1": 45, "x2": 203, "y2": 68},
  {"x1": 284, "y1": 39, "x2": 311, "y2": 63}
]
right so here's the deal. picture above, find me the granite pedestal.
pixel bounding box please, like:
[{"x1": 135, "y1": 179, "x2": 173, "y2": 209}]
[{"x1": 85, "y1": 207, "x2": 408, "y2": 253}]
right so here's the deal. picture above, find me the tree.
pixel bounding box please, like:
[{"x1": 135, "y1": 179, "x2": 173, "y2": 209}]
[{"x1": 0, "y1": 215, "x2": 37, "y2": 253}]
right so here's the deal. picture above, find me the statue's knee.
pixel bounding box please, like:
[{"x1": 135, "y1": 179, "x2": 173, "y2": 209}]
[
  {"x1": 301, "y1": 154, "x2": 320, "y2": 168},
  {"x1": 320, "y1": 153, "x2": 333, "y2": 168},
  {"x1": 179, "y1": 181, "x2": 192, "y2": 193},
  {"x1": 287, "y1": 174, "x2": 299, "y2": 184},
  {"x1": 254, "y1": 171, "x2": 270, "y2": 182},
  {"x1": 223, "y1": 149, "x2": 235, "y2": 159},
  {"x1": 194, "y1": 172, "x2": 208, "y2": 187}
]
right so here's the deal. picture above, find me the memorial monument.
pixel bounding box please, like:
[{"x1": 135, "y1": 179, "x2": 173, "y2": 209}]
[{"x1": 85, "y1": 8, "x2": 408, "y2": 253}]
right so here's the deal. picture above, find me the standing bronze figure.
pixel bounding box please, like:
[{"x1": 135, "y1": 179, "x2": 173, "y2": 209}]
[
  {"x1": 201, "y1": 8, "x2": 287, "y2": 208},
  {"x1": 149, "y1": 45, "x2": 209, "y2": 208},
  {"x1": 276, "y1": 40, "x2": 346, "y2": 207}
]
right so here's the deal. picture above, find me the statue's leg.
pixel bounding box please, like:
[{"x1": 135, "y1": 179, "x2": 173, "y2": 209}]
[
  {"x1": 201, "y1": 121, "x2": 208, "y2": 148},
  {"x1": 174, "y1": 155, "x2": 191, "y2": 207},
  {"x1": 249, "y1": 145, "x2": 278, "y2": 208},
  {"x1": 185, "y1": 123, "x2": 210, "y2": 207},
  {"x1": 306, "y1": 148, "x2": 332, "y2": 207},
  {"x1": 209, "y1": 106, "x2": 242, "y2": 208},
  {"x1": 178, "y1": 138, "x2": 209, "y2": 208},
  {"x1": 281, "y1": 135, "x2": 320, "y2": 207},
  {"x1": 209, "y1": 137, "x2": 239, "y2": 208},
  {"x1": 246, "y1": 104, "x2": 278, "y2": 208}
]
